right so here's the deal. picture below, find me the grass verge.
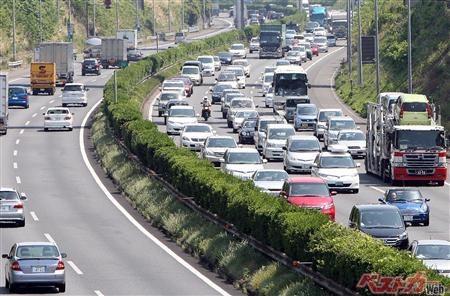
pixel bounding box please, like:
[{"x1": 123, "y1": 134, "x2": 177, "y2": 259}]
[{"x1": 90, "y1": 108, "x2": 329, "y2": 296}]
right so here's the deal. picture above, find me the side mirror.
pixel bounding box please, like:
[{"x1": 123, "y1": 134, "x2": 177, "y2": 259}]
[
  {"x1": 280, "y1": 191, "x2": 287, "y2": 198},
  {"x1": 218, "y1": 158, "x2": 225, "y2": 163},
  {"x1": 312, "y1": 163, "x2": 318, "y2": 167},
  {"x1": 85, "y1": 88, "x2": 90, "y2": 91},
  {"x1": 209, "y1": 87, "x2": 213, "y2": 92},
  {"x1": 20, "y1": 193, "x2": 27, "y2": 200},
  {"x1": 2, "y1": 254, "x2": 9, "y2": 259},
  {"x1": 349, "y1": 221, "x2": 356, "y2": 228},
  {"x1": 425, "y1": 198, "x2": 430, "y2": 202},
  {"x1": 263, "y1": 159, "x2": 268, "y2": 163},
  {"x1": 282, "y1": 146, "x2": 287, "y2": 150},
  {"x1": 215, "y1": 78, "x2": 218, "y2": 81},
  {"x1": 378, "y1": 198, "x2": 386, "y2": 204},
  {"x1": 255, "y1": 105, "x2": 259, "y2": 108},
  {"x1": 61, "y1": 253, "x2": 67, "y2": 258},
  {"x1": 159, "y1": 87, "x2": 162, "y2": 91},
  {"x1": 330, "y1": 191, "x2": 337, "y2": 196},
  {"x1": 404, "y1": 223, "x2": 409, "y2": 228},
  {"x1": 307, "y1": 83, "x2": 312, "y2": 89},
  {"x1": 42, "y1": 113, "x2": 46, "y2": 115}
]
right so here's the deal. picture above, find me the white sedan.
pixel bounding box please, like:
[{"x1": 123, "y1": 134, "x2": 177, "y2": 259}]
[
  {"x1": 43, "y1": 107, "x2": 73, "y2": 131},
  {"x1": 252, "y1": 169, "x2": 289, "y2": 195},
  {"x1": 180, "y1": 123, "x2": 215, "y2": 150},
  {"x1": 232, "y1": 59, "x2": 251, "y2": 77},
  {"x1": 229, "y1": 43, "x2": 246, "y2": 59}
]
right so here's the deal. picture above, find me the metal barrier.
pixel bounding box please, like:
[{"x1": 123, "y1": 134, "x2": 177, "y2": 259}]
[{"x1": 8, "y1": 60, "x2": 23, "y2": 68}]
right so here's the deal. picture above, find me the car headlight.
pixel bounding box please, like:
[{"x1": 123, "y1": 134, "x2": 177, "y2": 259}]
[
  {"x1": 421, "y1": 203, "x2": 428, "y2": 212},
  {"x1": 182, "y1": 136, "x2": 190, "y2": 141},
  {"x1": 399, "y1": 231, "x2": 408, "y2": 240}
]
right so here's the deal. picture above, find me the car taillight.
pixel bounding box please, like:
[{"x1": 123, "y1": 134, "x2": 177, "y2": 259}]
[
  {"x1": 45, "y1": 116, "x2": 51, "y2": 120},
  {"x1": 14, "y1": 204, "x2": 23, "y2": 209},
  {"x1": 427, "y1": 104, "x2": 432, "y2": 119},
  {"x1": 64, "y1": 116, "x2": 71, "y2": 120},
  {"x1": 56, "y1": 261, "x2": 65, "y2": 270},
  {"x1": 11, "y1": 261, "x2": 21, "y2": 271}
]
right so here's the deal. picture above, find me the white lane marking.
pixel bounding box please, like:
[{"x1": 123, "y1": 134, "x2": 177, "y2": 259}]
[
  {"x1": 25, "y1": 121, "x2": 30, "y2": 126},
  {"x1": 80, "y1": 99, "x2": 231, "y2": 296},
  {"x1": 13, "y1": 150, "x2": 18, "y2": 156},
  {"x1": 370, "y1": 186, "x2": 385, "y2": 193},
  {"x1": 32, "y1": 113, "x2": 37, "y2": 118},
  {"x1": 15, "y1": 176, "x2": 21, "y2": 184},
  {"x1": 16, "y1": 139, "x2": 20, "y2": 145},
  {"x1": 30, "y1": 211, "x2": 39, "y2": 221},
  {"x1": 304, "y1": 47, "x2": 345, "y2": 72},
  {"x1": 67, "y1": 261, "x2": 84, "y2": 275},
  {"x1": 49, "y1": 99, "x2": 55, "y2": 104},
  {"x1": 44, "y1": 233, "x2": 55, "y2": 243},
  {"x1": 40, "y1": 106, "x2": 46, "y2": 110},
  {"x1": 13, "y1": 162, "x2": 17, "y2": 169},
  {"x1": 94, "y1": 291, "x2": 104, "y2": 296},
  {"x1": 19, "y1": 129, "x2": 24, "y2": 134}
]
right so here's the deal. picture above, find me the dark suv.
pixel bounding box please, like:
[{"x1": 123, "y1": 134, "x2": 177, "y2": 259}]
[
  {"x1": 349, "y1": 204, "x2": 409, "y2": 249},
  {"x1": 82, "y1": 58, "x2": 101, "y2": 76}
]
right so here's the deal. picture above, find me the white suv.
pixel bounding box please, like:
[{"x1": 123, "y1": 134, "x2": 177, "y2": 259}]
[
  {"x1": 283, "y1": 135, "x2": 321, "y2": 173},
  {"x1": 197, "y1": 56, "x2": 215, "y2": 76},
  {"x1": 263, "y1": 124, "x2": 295, "y2": 161},
  {"x1": 62, "y1": 83, "x2": 88, "y2": 107}
]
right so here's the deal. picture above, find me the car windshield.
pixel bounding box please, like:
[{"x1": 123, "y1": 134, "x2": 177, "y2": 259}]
[
  {"x1": 286, "y1": 30, "x2": 296, "y2": 35},
  {"x1": 198, "y1": 57, "x2": 213, "y2": 64},
  {"x1": 233, "y1": 60, "x2": 248, "y2": 66},
  {"x1": 287, "y1": 51, "x2": 300, "y2": 56},
  {"x1": 9, "y1": 88, "x2": 26, "y2": 95},
  {"x1": 47, "y1": 109, "x2": 69, "y2": 115},
  {"x1": 320, "y1": 156, "x2": 355, "y2": 168},
  {"x1": 218, "y1": 73, "x2": 236, "y2": 81},
  {"x1": 213, "y1": 56, "x2": 220, "y2": 62},
  {"x1": 231, "y1": 100, "x2": 253, "y2": 108},
  {"x1": 396, "y1": 130, "x2": 445, "y2": 150},
  {"x1": 84, "y1": 59, "x2": 96, "y2": 65},
  {"x1": 236, "y1": 111, "x2": 258, "y2": 118},
  {"x1": 175, "y1": 32, "x2": 184, "y2": 37},
  {"x1": 402, "y1": 102, "x2": 428, "y2": 112},
  {"x1": 16, "y1": 245, "x2": 60, "y2": 258},
  {"x1": 304, "y1": 33, "x2": 314, "y2": 37},
  {"x1": 330, "y1": 120, "x2": 356, "y2": 130},
  {"x1": 286, "y1": 98, "x2": 309, "y2": 107},
  {"x1": 297, "y1": 106, "x2": 317, "y2": 115},
  {"x1": 268, "y1": 128, "x2": 294, "y2": 140},
  {"x1": 338, "y1": 132, "x2": 365, "y2": 141},
  {"x1": 259, "y1": 120, "x2": 283, "y2": 132},
  {"x1": 289, "y1": 139, "x2": 320, "y2": 152},
  {"x1": 300, "y1": 43, "x2": 311, "y2": 49},
  {"x1": 219, "y1": 52, "x2": 232, "y2": 58},
  {"x1": 231, "y1": 44, "x2": 244, "y2": 50},
  {"x1": 128, "y1": 50, "x2": 139, "y2": 55},
  {"x1": 159, "y1": 93, "x2": 179, "y2": 101},
  {"x1": 242, "y1": 120, "x2": 257, "y2": 128},
  {"x1": 276, "y1": 60, "x2": 290, "y2": 66},
  {"x1": 314, "y1": 37, "x2": 327, "y2": 43},
  {"x1": 264, "y1": 67, "x2": 276, "y2": 74},
  {"x1": 213, "y1": 85, "x2": 231, "y2": 92},
  {"x1": 319, "y1": 111, "x2": 343, "y2": 121},
  {"x1": 228, "y1": 68, "x2": 244, "y2": 76},
  {"x1": 416, "y1": 245, "x2": 450, "y2": 260},
  {"x1": 0, "y1": 191, "x2": 18, "y2": 200},
  {"x1": 182, "y1": 67, "x2": 199, "y2": 74},
  {"x1": 264, "y1": 75, "x2": 274, "y2": 83},
  {"x1": 251, "y1": 38, "x2": 259, "y2": 43},
  {"x1": 184, "y1": 125, "x2": 210, "y2": 133},
  {"x1": 254, "y1": 171, "x2": 288, "y2": 181},
  {"x1": 360, "y1": 210, "x2": 404, "y2": 228},
  {"x1": 386, "y1": 190, "x2": 423, "y2": 202},
  {"x1": 327, "y1": 35, "x2": 335, "y2": 40},
  {"x1": 227, "y1": 152, "x2": 261, "y2": 164},
  {"x1": 289, "y1": 183, "x2": 329, "y2": 196},
  {"x1": 225, "y1": 94, "x2": 244, "y2": 102},
  {"x1": 63, "y1": 85, "x2": 83, "y2": 92},
  {"x1": 169, "y1": 108, "x2": 195, "y2": 117},
  {"x1": 207, "y1": 138, "x2": 236, "y2": 148},
  {"x1": 274, "y1": 72, "x2": 308, "y2": 96},
  {"x1": 164, "y1": 82, "x2": 184, "y2": 88}
]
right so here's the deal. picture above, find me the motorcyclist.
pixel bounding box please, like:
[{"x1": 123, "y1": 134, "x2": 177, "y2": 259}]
[
  {"x1": 201, "y1": 96, "x2": 211, "y2": 120},
  {"x1": 202, "y1": 96, "x2": 211, "y2": 109}
]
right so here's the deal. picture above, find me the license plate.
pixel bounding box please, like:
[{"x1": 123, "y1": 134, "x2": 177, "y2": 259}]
[
  {"x1": 301, "y1": 123, "x2": 308, "y2": 127},
  {"x1": 0, "y1": 206, "x2": 10, "y2": 211},
  {"x1": 32, "y1": 266, "x2": 45, "y2": 273},
  {"x1": 416, "y1": 170, "x2": 426, "y2": 175},
  {"x1": 403, "y1": 215, "x2": 413, "y2": 221},
  {"x1": 12, "y1": 97, "x2": 18, "y2": 100},
  {"x1": 336, "y1": 181, "x2": 343, "y2": 186}
]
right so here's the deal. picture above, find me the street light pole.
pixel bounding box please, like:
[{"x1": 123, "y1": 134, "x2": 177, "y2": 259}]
[
  {"x1": 168, "y1": 0, "x2": 171, "y2": 32},
  {"x1": 407, "y1": 0, "x2": 413, "y2": 93},
  {"x1": 153, "y1": 0, "x2": 158, "y2": 52},
  {"x1": 375, "y1": 0, "x2": 380, "y2": 96},
  {"x1": 346, "y1": 0, "x2": 351, "y2": 79},
  {"x1": 12, "y1": 0, "x2": 17, "y2": 61},
  {"x1": 39, "y1": 0, "x2": 43, "y2": 43},
  {"x1": 115, "y1": 0, "x2": 119, "y2": 33},
  {"x1": 181, "y1": 0, "x2": 184, "y2": 31},
  {"x1": 203, "y1": 0, "x2": 206, "y2": 29},
  {"x1": 93, "y1": 0, "x2": 96, "y2": 36},
  {"x1": 86, "y1": 0, "x2": 89, "y2": 38},
  {"x1": 357, "y1": 0, "x2": 363, "y2": 85}
]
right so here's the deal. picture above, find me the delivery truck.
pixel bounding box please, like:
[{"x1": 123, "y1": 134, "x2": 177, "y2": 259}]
[
  {"x1": 116, "y1": 29, "x2": 138, "y2": 50},
  {"x1": 259, "y1": 24, "x2": 287, "y2": 59},
  {"x1": 0, "y1": 73, "x2": 8, "y2": 135},
  {"x1": 30, "y1": 62, "x2": 57, "y2": 95},
  {"x1": 35, "y1": 42, "x2": 74, "y2": 86},
  {"x1": 101, "y1": 38, "x2": 128, "y2": 69}
]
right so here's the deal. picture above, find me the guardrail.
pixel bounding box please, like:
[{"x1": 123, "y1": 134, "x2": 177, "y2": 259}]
[
  {"x1": 188, "y1": 26, "x2": 199, "y2": 33},
  {"x1": 8, "y1": 60, "x2": 23, "y2": 68}
]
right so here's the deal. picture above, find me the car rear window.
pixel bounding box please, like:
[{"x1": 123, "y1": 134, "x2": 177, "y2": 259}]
[
  {"x1": 0, "y1": 191, "x2": 18, "y2": 200},
  {"x1": 9, "y1": 88, "x2": 27, "y2": 96},
  {"x1": 402, "y1": 102, "x2": 427, "y2": 112},
  {"x1": 16, "y1": 245, "x2": 60, "y2": 258},
  {"x1": 63, "y1": 85, "x2": 83, "y2": 92},
  {"x1": 47, "y1": 109, "x2": 69, "y2": 115}
]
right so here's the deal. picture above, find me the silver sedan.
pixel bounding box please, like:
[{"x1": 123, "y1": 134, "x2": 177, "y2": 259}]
[
  {"x1": 0, "y1": 188, "x2": 27, "y2": 227},
  {"x1": 3, "y1": 242, "x2": 67, "y2": 292}
]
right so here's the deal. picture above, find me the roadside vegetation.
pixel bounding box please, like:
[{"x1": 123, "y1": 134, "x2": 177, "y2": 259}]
[
  {"x1": 96, "y1": 20, "x2": 450, "y2": 294},
  {"x1": 335, "y1": 0, "x2": 450, "y2": 130}
]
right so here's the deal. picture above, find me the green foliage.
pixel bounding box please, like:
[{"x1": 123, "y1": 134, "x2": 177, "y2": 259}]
[{"x1": 101, "y1": 25, "x2": 450, "y2": 292}]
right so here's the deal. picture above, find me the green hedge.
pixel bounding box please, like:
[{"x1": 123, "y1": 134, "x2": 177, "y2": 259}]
[{"x1": 100, "y1": 27, "x2": 450, "y2": 294}]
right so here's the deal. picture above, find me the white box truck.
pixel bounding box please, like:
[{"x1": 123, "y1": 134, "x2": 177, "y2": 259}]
[
  {"x1": 0, "y1": 73, "x2": 8, "y2": 135},
  {"x1": 116, "y1": 29, "x2": 138, "y2": 50},
  {"x1": 101, "y1": 38, "x2": 128, "y2": 68},
  {"x1": 36, "y1": 42, "x2": 74, "y2": 86}
]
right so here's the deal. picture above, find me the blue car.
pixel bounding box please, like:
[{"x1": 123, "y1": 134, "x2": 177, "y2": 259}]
[
  {"x1": 379, "y1": 188, "x2": 430, "y2": 226},
  {"x1": 8, "y1": 86, "x2": 29, "y2": 109},
  {"x1": 294, "y1": 103, "x2": 317, "y2": 131}
]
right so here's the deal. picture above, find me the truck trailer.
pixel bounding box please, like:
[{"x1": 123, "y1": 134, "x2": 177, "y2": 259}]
[
  {"x1": 116, "y1": 29, "x2": 138, "y2": 50},
  {"x1": 101, "y1": 38, "x2": 128, "y2": 69},
  {"x1": 259, "y1": 24, "x2": 286, "y2": 59},
  {"x1": 35, "y1": 42, "x2": 74, "y2": 86},
  {"x1": 0, "y1": 73, "x2": 8, "y2": 135},
  {"x1": 30, "y1": 62, "x2": 57, "y2": 95},
  {"x1": 366, "y1": 103, "x2": 447, "y2": 186}
]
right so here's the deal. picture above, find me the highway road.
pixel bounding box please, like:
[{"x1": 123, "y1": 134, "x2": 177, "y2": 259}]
[
  {"x1": 148, "y1": 41, "x2": 450, "y2": 243},
  {"x1": 0, "y1": 17, "x2": 240, "y2": 295}
]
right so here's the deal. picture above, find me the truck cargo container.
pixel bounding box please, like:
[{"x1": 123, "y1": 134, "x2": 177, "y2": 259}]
[
  {"x1": 30, "y1": 63, "x2": 57, "y2": 95},
  {"x1": 259, "y1": 24, "x2": 286, "y2": 59},
  {"x1": 116, "y1": 29, "x2": 138, "y2": 50},
  {"x1": 101, "y1": 38, "x2": 128, "y2": 69},
  {"x1": 0, "y1": 73, "x2": 8, "y2": 135},
  {"x1": 36, "y1": 42, "x2": 74, "y2": 86}
]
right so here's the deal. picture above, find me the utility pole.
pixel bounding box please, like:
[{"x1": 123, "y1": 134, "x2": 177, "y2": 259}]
[
  {"x1": 181, "y1": 0, "x2": 184, "y2": 31},
  {"x1": 86, "y1": 0, "x2": 89, "y2": 38},
  {"x1": 347, "y1": 0, "x2": 352, "y2": 79},
  {"x1": 203, "y1": 0, "x2": 206, "y2": 29},
  {"x1": 407, "y1": 0, "x2": 413, "y2": 93},
  {"x1": 115, "y1": 0, "x2": 119, "y2": 33},
  {"x1": 39, "y1": 0, "x2": 43, "y2": 43},
  {"x1": 93, "y1": 0, "x2": 96, "y2": 36},
  {"x1": 375, "y1": 0, "x2": 380, "y2": 96},
  {"x1": 12, "y1": 0, "x2": 17, "y2": 61},
  {"x1": 153, "y1": 0, "x2": 158, "y2": 52},
  {"x1": 136, "y1": 0, "x2": 140, "y2": 32},
  {"x1": 168, "y1": 0, "x2": 171, "y2": 32},
  {"x1": 57, "y1": 0, "x2": 60, "y2": 23},
  {"x1": 357, "y1": 0, "x2": 363, "y2": 85}
]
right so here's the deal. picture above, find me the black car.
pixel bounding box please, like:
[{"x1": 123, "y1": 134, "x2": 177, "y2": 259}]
[
  {"x1": 127, "y1": 49, "x2": 143, "y2": 61},
  {"x1": 239, "y1": 119, "x2": 257, "y2": 144},
  {"x1": 349, "y1": 204, "x2": 409, "y2": 249},
  {"x1": 218, "y1": 52, "x2": 233, "y2": 65},
  {"x1": 82, "y1": 58, "x2": 101, "y2": 76},
  {"x1": 210, "y1": 84, "x2": 232, "y2": 104}
]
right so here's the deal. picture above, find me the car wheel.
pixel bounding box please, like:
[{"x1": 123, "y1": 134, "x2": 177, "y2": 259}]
[
  {"x1": 227, "y1": 121, "x2": 232, "y2": 128},
  {"x1": 265, "y1": 104, "x2": 269, "y2": 108},
  {"x1": 353, "y1": 189, "x2": 359, "y2": 194},
  {"x1": 83, "y1": 103, "x2": 87, "y2": 107},
  {"x1": 82, "y1": 72, "x2": 85, "y2": 76},
  {"x1": 9, "y1": 283, "x2": 17, "y2": 293},
  {"x1": 437, "y1": 180, "x2": 444, "y2": 186},
  {"x1": 25, "y1": 104, "x2": 29, "y2": 109},
  {"x1": 17, "y1": 219, "x2": 25, "y2": 227},
  {"x1": 58, "y1": 283, "x2": 66, "y2": 293},
  {"x1": 423, "y1": 218, "x2": 429, "y2": 226},
  {"x1": 222, "y1": 113, "x2": 226, "y2": 119},
  {"x1": 44, "y1": 128, "x2": 49, "y2": 132},
  {"x1": 5, "y1": 277, "x2": 9, "y2": 288},
  {"x1": 68, "y1": 127, "x2": 73, "y2": 131},
  {"x1": 97, "y1": 72, "x2": 101, "y2": 76},
  {"x1": 62, "y1": 103, "x2": 67, "y2": 107},
  {"x1": 233, "y1": 128, "x2": 237, "y2": 133}
]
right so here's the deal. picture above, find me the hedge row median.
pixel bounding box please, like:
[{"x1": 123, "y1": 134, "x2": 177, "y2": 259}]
[{"x1": 99, "y1": 27, "x2": 450, "y2": 294}]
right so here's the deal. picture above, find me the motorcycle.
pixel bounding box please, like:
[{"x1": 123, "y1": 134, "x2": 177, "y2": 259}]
[{"x1": 201, "y1": 106, "x2": 211, "y2": 121}]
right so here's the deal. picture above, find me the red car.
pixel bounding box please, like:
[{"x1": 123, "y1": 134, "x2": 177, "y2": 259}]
[
  {"x1": 172, "y1": 76, "x2": 193, "y2": 97},
  {"x1": 280, "y1": 177, "x2": 336, "y2": 220},
  {"x1": 311, "y1": 44, "x2": 319, "y2": 56}
]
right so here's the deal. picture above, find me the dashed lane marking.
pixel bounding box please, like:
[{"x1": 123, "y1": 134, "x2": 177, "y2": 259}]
[
  {"x1": 44, "y1": 233, "x2": 55, "y2": 243},
  {"x1": 68, "y1": 261, "x2": 83, "y2": 275},
  {"x1": 16, "y1": 139, "x2": 20, "y2": 145},
  {"x1": 15, "y1": 176, "x2": 21, "y2": 184},
  {"x1": 19, "y1": 129, "x2": 24, "y2": 134},
  {"x1": 13, "y1": 150, "x2": 18, "y2": 156},
  {"x1": 25, "y1": 121, "x2": 30, "y2": 126},
  {"x1": 13, "y1": 162, "x2": 17, "y2": 169},
  {"x1": 30, "y1": 211, "x2": 39, "y2": 221}
]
